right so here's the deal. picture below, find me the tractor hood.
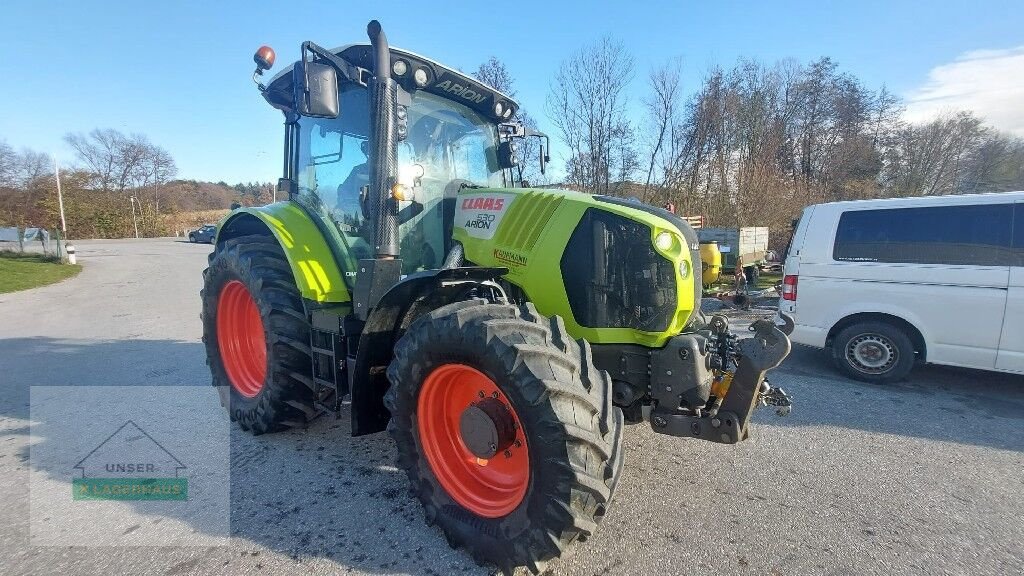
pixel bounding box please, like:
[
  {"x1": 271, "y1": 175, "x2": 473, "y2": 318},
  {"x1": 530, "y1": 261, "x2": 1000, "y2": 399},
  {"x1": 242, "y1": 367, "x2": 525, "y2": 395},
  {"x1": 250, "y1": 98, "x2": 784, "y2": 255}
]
[
  {"x1": 452, "y1": 186, "x2": 703, "y2": 347},
  {"x1": 262, "y1": 44, "x2": 519, "y2": 124}
]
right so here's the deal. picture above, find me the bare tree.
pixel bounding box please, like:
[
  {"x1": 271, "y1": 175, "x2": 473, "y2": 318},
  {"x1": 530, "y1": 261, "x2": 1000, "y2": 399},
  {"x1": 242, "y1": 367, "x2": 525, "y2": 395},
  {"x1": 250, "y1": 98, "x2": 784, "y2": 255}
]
[
  {"x1": 474, "y1": 56, "x2": 516, "y2": 96},
  {"x1": 662, "y1": 56, "x2": 905, "y2": 231},
  {"x1": 473, "y1": 56, "x2": 546, "y2": 185},
  {"x1": 960, "y1": 132, "x2": 1024, "y2": 192},
  {"x1": 65, "y1": 128, "x2": 121, "y2": 192},
  {"x1": 884, "y1": 112, "x2": 980, "y2": 195},
  {"x1": 641, "y1": 58, "x2": 683, "y2": 202},
  {"x1": 0, "y1": 140, "x2": 17, "y2": 188},
  {"x1": 17, "y1": 148, "x2": 52, "y2": 188},
  {"x1": 547, "y1": 36, "x2": 636, "y2": 193},
  {"x1": 64, "y1": 129, "x2": 174, "y2": 195},
  {"x1": 147, "y1": 147, "x2": 178, "y2": 212}
]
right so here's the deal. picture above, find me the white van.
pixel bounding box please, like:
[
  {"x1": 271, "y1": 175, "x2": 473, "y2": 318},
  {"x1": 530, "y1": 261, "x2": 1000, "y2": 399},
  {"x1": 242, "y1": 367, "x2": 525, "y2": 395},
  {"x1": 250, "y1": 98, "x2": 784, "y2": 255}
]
[{"x1": 780, "y1": 191, "x2": 1023, "y2": 383}]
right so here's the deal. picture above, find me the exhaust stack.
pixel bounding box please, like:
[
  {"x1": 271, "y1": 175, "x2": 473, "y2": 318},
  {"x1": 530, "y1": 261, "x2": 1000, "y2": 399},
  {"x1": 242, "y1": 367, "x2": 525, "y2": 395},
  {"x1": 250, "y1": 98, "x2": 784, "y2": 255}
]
[{"x1": 366, "y1": 20, "x2": 399, "y2": 258}]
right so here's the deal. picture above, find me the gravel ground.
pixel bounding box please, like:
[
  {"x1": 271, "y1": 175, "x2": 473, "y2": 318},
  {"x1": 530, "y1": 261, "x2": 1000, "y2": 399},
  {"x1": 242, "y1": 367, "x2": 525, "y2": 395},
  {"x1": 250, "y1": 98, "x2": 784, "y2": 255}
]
[{"x1": 1, "y1": 238, "x2": 1021, "y2": 575}]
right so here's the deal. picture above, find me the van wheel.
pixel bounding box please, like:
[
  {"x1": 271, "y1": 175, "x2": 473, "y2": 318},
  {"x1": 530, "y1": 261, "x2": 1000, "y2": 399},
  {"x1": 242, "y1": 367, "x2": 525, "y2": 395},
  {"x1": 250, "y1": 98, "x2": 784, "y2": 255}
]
[{"x1": 831, "y1": 321, "x2": 915, "y2": 384}]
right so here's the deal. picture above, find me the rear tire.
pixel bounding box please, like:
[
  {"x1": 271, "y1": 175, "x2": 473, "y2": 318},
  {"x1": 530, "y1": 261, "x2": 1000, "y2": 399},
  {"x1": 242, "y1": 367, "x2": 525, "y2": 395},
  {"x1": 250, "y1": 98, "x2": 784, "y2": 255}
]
[
  {"x1": 831, "y1": 321, "x2": 915, "y2": 384},
  {"x1": 385, "y1": 300, "x2": 623, "y2": 574},
  {"x1": 201, "y1": 234, "x2": 316, "y2": 434}
]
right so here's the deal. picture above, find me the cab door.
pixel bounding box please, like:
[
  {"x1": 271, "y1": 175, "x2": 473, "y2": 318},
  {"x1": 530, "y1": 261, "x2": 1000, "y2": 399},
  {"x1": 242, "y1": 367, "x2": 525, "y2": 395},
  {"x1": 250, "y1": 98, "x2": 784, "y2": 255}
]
[{"x1": 996, "y1": 203, "x2": 1024, "y2": 372}]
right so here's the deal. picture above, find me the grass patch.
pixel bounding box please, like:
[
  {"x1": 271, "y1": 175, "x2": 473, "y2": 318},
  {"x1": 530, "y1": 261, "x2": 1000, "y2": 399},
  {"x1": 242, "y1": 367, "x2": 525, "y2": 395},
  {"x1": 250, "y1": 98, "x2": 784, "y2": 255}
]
[
  {"x1": 0, "y1": 251, "x2": 82, "y2": 294},
  {"x1": 757, "y1": 272, "x2": 782, "y2": 290}
]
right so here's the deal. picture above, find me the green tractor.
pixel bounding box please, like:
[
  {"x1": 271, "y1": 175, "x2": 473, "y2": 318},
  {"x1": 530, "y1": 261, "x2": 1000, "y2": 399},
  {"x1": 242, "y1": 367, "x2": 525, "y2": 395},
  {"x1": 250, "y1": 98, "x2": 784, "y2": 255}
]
[{"x1": 202, "y1": 20, "x2": 793, "y2": 573}]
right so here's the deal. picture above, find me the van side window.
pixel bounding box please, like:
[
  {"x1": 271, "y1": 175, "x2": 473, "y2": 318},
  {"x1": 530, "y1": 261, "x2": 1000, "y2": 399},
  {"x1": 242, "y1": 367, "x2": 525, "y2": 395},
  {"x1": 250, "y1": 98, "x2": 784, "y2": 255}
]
[
  {"x1": 833, "y1": 204, "x2": 1013, "y2": 266},
  {"x1": 1015, "y1": 204, "x2": 1024, "y2": 266}
]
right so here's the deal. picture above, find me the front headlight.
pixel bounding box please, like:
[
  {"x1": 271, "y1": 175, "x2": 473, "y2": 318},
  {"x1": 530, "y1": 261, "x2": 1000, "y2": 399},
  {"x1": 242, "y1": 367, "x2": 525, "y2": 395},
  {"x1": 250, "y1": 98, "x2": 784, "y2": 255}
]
[
  {"x1": 678, "y1": 259, "x2": 690, "y2": 279},
  {"x1": 654, "y1": 231, "x2": 674, "y2": 251}
]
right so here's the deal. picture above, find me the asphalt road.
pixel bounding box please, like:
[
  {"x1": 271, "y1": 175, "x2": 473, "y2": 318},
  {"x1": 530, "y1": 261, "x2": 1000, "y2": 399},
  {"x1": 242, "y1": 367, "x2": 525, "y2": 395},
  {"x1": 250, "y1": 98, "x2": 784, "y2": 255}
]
[{"x1": 1, "y1": 238, "x2": 1022, "y2": 575}]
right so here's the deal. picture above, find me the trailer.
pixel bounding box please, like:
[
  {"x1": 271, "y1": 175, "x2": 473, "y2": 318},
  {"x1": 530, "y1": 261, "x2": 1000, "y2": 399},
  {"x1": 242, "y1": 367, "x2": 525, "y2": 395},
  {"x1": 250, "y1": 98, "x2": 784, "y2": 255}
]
[{"x1": 698, "y1": 227, "x2": 769, "y2": 269}]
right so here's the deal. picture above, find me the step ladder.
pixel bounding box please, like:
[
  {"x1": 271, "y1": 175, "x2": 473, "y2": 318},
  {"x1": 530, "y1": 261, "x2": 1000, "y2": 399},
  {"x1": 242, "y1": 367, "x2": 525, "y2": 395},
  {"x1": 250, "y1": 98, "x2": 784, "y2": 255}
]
[{"x1": 310, "y1": 308, "x2": 350, "y2": 415}]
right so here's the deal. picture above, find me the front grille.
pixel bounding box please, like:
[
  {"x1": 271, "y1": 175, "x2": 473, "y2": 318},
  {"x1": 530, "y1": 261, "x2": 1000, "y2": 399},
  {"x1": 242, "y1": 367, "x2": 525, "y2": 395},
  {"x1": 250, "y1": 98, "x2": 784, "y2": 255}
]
[{"x1": 560, "y1": 209, "x2": 677, "y2": 332}]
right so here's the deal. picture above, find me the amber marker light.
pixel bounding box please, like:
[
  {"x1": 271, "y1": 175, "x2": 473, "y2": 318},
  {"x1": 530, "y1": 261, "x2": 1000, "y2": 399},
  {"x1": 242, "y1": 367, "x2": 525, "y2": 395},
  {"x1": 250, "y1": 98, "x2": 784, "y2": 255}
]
[{"x1": 253, "y1": 45, "x2": 276, "y2": 72}]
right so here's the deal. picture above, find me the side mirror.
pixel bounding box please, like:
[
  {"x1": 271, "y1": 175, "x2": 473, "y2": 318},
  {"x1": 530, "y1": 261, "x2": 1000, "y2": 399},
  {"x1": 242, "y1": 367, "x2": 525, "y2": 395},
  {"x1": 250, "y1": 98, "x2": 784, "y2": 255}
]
[
  {"x1": 497, "y1": 140, "x2": 518, "y2": 169},
  {"x1": 293, "y1": 61, "x2": 339, "y2": 118},
  {"x1": 277, "y1": 177, "x2": 297, "y2": 197}
]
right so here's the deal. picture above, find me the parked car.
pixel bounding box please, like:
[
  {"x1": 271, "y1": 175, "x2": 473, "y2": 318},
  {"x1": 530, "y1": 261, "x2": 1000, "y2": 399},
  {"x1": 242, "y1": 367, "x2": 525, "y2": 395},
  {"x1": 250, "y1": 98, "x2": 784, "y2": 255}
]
[
  {"x1": 780, "y1": 191, "x2": 1023, "y2": 383},
  {"x1": 188, "y1": 224, "x2": 217, "y2": 244}
]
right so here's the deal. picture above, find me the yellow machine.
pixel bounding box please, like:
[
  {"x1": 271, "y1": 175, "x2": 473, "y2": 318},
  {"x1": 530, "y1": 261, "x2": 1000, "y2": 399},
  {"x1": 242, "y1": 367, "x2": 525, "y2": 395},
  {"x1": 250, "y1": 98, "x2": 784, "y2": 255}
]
[{"x1": 699, "y1": 241, "x2": 722, "y2": 287}]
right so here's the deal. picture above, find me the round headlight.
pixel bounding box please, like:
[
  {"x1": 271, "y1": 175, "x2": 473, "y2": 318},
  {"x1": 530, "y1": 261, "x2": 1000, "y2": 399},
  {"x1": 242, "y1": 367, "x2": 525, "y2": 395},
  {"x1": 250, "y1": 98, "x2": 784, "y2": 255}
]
[
  {"x1": 392, "y1": 60, "x2": 408, "y2": 76},
  {"x1": 494, "y1": 102, "x2": 504, "y2": 117},
  {"x1": 413, "y1": 68, "x2": 429, "y2": 87},
  {"x1": 503, "y1": 107, "x2": 513, "y2": 119},
  {"x1": 678, "y1": 259, "x2": 690, "y2": 279},
  {"x1": 655, "y1": 232, "x2": 674, "y2": 251}
]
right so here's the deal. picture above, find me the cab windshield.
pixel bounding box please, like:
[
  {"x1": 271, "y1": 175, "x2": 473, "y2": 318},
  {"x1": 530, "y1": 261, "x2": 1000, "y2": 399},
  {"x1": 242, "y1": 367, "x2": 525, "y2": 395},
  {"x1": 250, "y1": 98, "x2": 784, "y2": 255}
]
[{"x1": 295, "y1": 85, "x2": 503, "y2": 278}]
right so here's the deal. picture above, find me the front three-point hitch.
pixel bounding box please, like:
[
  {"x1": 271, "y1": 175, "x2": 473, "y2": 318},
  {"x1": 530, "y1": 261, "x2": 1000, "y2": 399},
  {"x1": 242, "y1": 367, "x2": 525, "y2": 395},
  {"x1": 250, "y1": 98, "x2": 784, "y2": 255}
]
[{"x1": 646, "y1": 314, "x2": 793, "y2": 444}]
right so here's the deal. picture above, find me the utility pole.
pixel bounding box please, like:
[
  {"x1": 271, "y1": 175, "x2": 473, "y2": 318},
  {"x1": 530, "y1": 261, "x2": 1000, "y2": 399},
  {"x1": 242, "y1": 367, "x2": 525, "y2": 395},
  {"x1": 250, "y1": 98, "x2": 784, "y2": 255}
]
[
  {"x1": 55, "y1": 158, "x2": 67, "y2": 234},
  {"x1": 129, "y1": 196, "x2": 140, "y2": 239}
]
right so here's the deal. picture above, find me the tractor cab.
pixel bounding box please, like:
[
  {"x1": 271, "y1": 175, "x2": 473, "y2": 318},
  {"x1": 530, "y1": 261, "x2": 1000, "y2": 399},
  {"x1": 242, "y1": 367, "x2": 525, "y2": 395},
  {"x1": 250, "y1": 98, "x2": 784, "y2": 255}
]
[{"x1": 259, "y1": 42, "x2": 533, "y2": 277}]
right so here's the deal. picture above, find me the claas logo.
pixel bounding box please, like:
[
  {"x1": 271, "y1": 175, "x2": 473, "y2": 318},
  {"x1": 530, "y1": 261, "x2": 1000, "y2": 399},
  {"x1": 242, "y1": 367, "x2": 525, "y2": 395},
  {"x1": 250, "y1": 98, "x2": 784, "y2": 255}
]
[{"x1": 461, "y1": 197, "x2": 505, "y2": 211}]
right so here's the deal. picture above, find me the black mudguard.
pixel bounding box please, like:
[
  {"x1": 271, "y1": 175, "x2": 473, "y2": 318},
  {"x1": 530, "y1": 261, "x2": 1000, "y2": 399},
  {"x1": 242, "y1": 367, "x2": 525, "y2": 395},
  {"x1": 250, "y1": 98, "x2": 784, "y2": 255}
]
[{"x1": 350, "y1": 266, "x2": 507, "y2": 436}]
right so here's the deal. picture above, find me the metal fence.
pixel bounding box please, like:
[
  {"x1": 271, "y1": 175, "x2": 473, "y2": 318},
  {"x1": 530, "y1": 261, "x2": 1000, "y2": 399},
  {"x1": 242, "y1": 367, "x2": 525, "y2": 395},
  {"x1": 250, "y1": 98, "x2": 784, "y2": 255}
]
[{"x1": 0, "y1": 227, "x2": 65, "y2": 258}]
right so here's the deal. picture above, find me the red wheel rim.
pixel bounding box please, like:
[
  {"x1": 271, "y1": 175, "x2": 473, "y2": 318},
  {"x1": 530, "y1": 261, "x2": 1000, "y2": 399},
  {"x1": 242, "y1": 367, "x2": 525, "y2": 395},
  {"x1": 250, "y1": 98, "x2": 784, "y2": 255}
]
[
  {"x1": 417, "y1": 364, "x2": 529, "y2": 518},
  {"x1": 216, "y1": 280, "x2": 267, "y2": 398}
]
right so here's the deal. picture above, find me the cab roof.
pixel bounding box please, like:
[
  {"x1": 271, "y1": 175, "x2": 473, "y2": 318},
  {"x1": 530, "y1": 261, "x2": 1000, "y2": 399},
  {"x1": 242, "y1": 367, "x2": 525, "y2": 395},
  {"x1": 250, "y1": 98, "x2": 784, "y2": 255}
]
[{"x1": 263, "y1": 44, "x2": 519, "y2": 123}]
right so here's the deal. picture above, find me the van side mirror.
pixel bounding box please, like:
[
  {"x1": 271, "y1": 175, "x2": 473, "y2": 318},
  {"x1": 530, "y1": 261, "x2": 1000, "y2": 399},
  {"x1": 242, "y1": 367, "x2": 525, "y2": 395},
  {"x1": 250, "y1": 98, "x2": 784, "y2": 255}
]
[{"x1": 293, "y1": 60, "x2": 339, "y2": 118}]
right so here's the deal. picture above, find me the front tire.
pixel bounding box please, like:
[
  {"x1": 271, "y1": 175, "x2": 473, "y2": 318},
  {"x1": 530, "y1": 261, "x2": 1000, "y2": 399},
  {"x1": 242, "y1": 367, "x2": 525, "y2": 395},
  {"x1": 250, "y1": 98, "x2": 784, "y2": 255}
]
[
  {"x1": 385, "y1": 300, "x2": 623, "y2": 574},
  {"x1": 189, "y1": 234, "x2": 197, "y2": 243},
  {"x1": 831, "y1": 321, "x2": 915, "y2": 384},
  {"x1": 201, "y1": 234, "x2": 316, "y2": 433}
]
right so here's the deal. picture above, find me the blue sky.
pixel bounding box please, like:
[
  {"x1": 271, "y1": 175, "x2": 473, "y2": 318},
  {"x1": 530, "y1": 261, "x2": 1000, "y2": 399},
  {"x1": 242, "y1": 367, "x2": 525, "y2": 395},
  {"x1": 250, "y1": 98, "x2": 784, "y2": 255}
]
[{"x1": 1, "y1": 0, "x2": 1022, "y2": 184}]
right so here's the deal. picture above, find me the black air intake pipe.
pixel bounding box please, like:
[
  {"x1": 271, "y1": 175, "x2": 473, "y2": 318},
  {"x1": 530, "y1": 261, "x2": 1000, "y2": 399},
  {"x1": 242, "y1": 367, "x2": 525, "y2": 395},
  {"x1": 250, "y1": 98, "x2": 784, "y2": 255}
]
[{"x1": 367, "y1": 20, "x2": 399, "y2": 258}]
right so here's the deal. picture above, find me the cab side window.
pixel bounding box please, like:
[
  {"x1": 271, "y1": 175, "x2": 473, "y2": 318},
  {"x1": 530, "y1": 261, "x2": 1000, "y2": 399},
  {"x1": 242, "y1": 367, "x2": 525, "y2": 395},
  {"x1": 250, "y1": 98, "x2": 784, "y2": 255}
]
[{"x1": 295, "y1": 85, "x2": 370, "y2": 221}]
